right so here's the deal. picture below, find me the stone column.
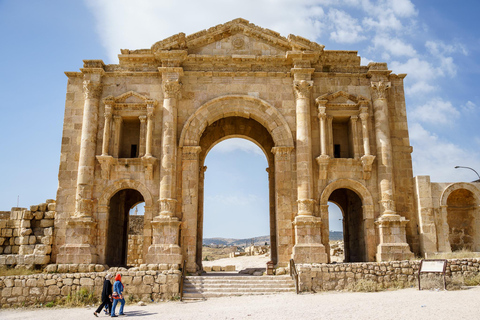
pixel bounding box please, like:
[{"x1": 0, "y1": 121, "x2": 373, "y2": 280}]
[
  {"x1": 350, "y1": 115, "x2": 360, "y2": 159},
  {"x1": 101, "y1": 104, "x2": 113, "y2": 156},
  {"x1": 58, "y1": 61, "x2": 105, "y2": 265},
  {"x1": 112, "y1": 115, "x2": 122, "y2": 158},
  {"x1": 145, "y1": 102, "x2": 155, "y2": 157},
  {"x1": 138, "y1": 116, "x2": 146, "y2": 157},
  {"x1": 359, "y1": 105, "x2": 375, "y2": 180},
  {"x1": 159, "y1": 78, "x2": 181, "y2": 217},
  {"x1": 291, "y1": 63, "x2": 327, "y2": 264},
  {"x1": 293, "y1": 79, "x2": 315, "y2": 215},
  {"x1": 371, "y1": 79, "x2": 413, "y2": 261},
  {"x1": 272, "y1": 146, "x2": 295, "y2": 267},
  {"x1": 74, "y1": 78, "x2": 102, "y2": 218},
  {"x1": 146, "y1": 64, "x2": 183, "y2": 265},
  {"x1": 181, "y1": 146, "x2": 202, "y2": 272},
  {"x1": 316, "y1": 103, "x2": 330, "y2": 180}
]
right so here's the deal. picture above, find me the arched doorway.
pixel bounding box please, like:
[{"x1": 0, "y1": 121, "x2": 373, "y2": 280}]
[
  {"x1": 106, "y1": 189, "x2": 144, "y2": 267},
  {"x1": 447, "y1": 188, "x2": 478, "y2": 251},
  {"x1": 195, "y1": 117, "x2": 276, "y2": 270},
  {"x1": 328, "y1": 188, "x2": 365, "y2": 262}
]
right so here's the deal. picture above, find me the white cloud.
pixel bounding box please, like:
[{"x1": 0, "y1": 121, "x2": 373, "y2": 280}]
[
  {"x1": 373, "y1": 36, "x2": 416, "y2": 57},
  {"x1": 462, "y1": 101, "x2": 477, "y2": 113},
  {"x1": 84, "y1": 0, "x2": 328, "y2": 62},
  {"x1": 409, "y1": 123, "x2": 479, "y2": 182},
  {"x1": 327, "y1": 9, "x2": 366, "y2": 43},
  {"x1": 410, "y1": 98, "x2": 460, "y2": 125},
  {"x1": 211, "y1": 138, "x2": 264, "y2": 156}
]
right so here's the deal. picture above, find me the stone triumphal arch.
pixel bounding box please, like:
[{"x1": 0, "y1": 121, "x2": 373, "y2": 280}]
[{"x1": 50, "y1": 18, "x2": 480, "y2": 271}]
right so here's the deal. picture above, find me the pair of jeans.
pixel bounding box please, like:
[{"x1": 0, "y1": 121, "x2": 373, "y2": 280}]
[
  {"x1": 111, "y1": 297, "x2": 125, "y2": 316},
  {"x1": 95, "y1": 298, "x2": 111, "y2": 314}
]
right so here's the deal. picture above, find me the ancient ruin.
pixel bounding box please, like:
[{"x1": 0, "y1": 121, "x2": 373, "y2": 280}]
[{"x1": 1, "y1": 18, "x2": 479, "y2": 273}]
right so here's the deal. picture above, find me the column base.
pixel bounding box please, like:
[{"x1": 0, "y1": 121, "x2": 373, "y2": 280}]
[
  {"x1": 292, "y1": 215, "x2": 328, "y2": 264},
  {"x1": 145, "y1": 217, "x2": 183, "y2": 265},
  {"x1": 56, "y1": 217, "x2": 98, "y2": 264},
  {"x1": 375, "y1": 213, "x2": 414, "y2": 261}
]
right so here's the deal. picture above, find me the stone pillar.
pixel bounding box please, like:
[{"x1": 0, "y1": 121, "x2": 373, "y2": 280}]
[
  {"x1": 145, "y1": 102, "x2": 155, "y2": 157},
  {"x1": 293, "y1": 79, "x2": 315, "y2": 214},
  {"x1": 350, "y1": 115, "x2": 360, "y2": 159},
  {"x1": 370, "y1": 79, "x2": 413, "y2": 261},
  {"x1": 272, "y1": 146, "x2": 295, "y2": 267},
  {"x1": 112, "y1": 115, "x2": 122, "y2": 158},
  {"x1": 327, "y1": 116, "x2": 334, "y2": 157},
  {"x1": 181, "y1": 146, "x2": 202, "y2": 272},
  {"x1": 74, "y1": 78, "x2": 102, "y2": 218},
  {"x1": 316, "y1": 103, "x2": 329, "y2": 180},
  {"x1": 291, "y1": 63, "x2": 327, "y2": 264},
  {"x1": 146, "y1": 61, "x2": 184, "y2": 265},
  {"x1": 138, "y1": 115, "x2": 146, "y2": 157},
  {"x1": 359, "y1": 105, "x2": 375, "y2": 180},
  {"x1": 371, "y1": 81, "x2": 396, "y2": 215},
  {"x1": 158, "y1": 77, "x2": 181, "y2": 217},
  {"x1": 58, "y1": 61, "x2": 105, "y2": 264},
  {"x1": 101, "y1": 104, "x2": 113, "y2": 156}
]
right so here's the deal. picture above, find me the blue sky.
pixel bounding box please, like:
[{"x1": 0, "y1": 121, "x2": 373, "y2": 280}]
[{"x1": 0, "y1": 0, "x2": 479, "y2": 237}]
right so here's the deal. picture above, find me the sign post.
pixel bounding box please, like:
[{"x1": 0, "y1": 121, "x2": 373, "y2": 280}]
[{"x1": 418, "y1": 259, "x2": 447, "y2": 290}]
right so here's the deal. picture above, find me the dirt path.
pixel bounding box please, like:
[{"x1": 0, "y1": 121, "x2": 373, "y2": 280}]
[{"x1": 1, "y1": 286, "x2": 479, "y2": 320}]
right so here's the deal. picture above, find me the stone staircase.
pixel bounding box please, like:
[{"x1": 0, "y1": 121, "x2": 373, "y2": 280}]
[{"x1": 181, "y1": 275, "x2": 296, "y2": 300}]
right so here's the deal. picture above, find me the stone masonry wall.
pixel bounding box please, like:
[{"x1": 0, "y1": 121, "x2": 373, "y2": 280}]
[
  {"x1": 0, "y1": 200, "x2": 55, "y2": 267},
  {"x1": 0, "y1": 264, "x2": 180, "y2": 306},
  {"x1": 127, "y1": 235, "x2": 144, "y2": 266},
  {"x1": 298, "y1": 259, "x2": 480, "y2": 292}
]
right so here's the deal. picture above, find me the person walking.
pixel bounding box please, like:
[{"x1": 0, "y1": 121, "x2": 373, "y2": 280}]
[
  {"x1": 93, "y1": 274, "x2": 113, "y2": 317},
  {"x1": 111, "y1": 273, "x2": 125, "y2": 317}
]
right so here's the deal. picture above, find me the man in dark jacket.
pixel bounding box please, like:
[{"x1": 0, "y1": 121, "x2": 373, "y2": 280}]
[{"x1": 94, "y1": 274, "x2": 113, "y2": 317}]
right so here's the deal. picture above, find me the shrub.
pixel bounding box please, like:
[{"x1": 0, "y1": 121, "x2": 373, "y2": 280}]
[{"x1": 64, "y1": 288, "x2": 97, "y2": 307}]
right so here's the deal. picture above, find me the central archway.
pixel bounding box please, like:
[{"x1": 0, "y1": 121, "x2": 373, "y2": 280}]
[
  {"x1": 180, "y1": 95, "x2": 295, "y2": 272},
  {"x1": 197, "y1": 117, "x2": 276, "y2": 270}
]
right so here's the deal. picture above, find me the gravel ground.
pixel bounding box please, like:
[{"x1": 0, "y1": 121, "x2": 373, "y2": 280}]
[{"x1": 1, "y1": 286, "x2": 479, "y2": 320}]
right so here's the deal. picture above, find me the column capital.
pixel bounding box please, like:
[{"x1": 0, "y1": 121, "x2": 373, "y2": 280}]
[
  {"x1": 83, "y1": 80, "x2": 102, "y2": 100},
  {"x1": 162, "y1": 79, "x2": 182, "y2": 99},
  {"x1": 139, "y1": 115, "x2": 147, "y2": 122},
  {"x1": 182, "y1": 146, "x2": 202, "y2": 160},
  {"x1": 317, "y1": 105, "x2": 327, "y2": 119},
  {"x1": 104, "y1": 104, "x2": 113, "y2": 118},
  {"x1": 293, "y1": 80, "x2": 313, "y2": 100},
  {"x1": 370, "y1": 81, "x2": 391, "y2": 100},
  {"x1": 271, "y1": 146, "x2": 294, "y2": 158},
  {"x1": 350, "y1": 115, "x2": 358, "y2": 121}
]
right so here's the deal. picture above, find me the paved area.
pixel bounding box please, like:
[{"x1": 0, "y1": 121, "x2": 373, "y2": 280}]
[{"x1": 1, "y1": 286, "x2": 479, "y2": 320}]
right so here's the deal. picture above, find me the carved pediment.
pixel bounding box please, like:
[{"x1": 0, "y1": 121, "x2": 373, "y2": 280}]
[
  {"x1": 316, "y1": 91, "x2": 368, "y2": 106},
  {"x1": 151, "y1": 18, "x2": 324, "y2": 57}
]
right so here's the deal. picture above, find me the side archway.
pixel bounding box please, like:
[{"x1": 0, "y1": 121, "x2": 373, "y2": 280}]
[
  {"x1": 97, "y1": 180, "x2": 154, "y2": 266},
  {"x1": 320, "y1": 179, "x2": 375, "y2": 262},
  {"x1": 439, "y1": 183, "x2": 480, "y2": 252}
]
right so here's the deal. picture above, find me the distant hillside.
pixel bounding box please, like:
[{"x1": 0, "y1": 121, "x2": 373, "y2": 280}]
[
  {"x1": 203, "y1": 233, "x2": 343, "y2": 246},
  {"x1": 203, "y1": 235, "x2": 270, "y2": 247},
  {"x1": 329, "y1": 231, "x2": 343, "y2": 241}
]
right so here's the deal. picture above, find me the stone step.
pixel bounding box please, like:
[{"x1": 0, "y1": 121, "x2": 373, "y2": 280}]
[{"x1": 181, "y1": 275, "x2": 296, "y2": 300}]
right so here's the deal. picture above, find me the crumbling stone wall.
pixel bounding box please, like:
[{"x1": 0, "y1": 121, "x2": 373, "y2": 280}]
[
  {"x1": 0, "y1": 200, "x2": 55, "y2": 267},
  {"x1": 0, "y1": 264, "x2": 180, "y2": 306},
  {"x1": 297, "y1": 259, "x2": 480, "y2": 291}
]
